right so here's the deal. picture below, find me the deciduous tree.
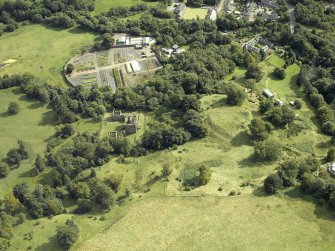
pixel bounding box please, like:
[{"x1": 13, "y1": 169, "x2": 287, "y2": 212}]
[{"x1": 56, "y1": 220, "x2": 80, "y2": 250}]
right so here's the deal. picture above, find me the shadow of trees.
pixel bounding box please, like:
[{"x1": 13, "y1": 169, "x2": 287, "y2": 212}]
[
  {"x1": 39, "y1": 111, "x2": 55, "y2": 126},
  {"x1": 183, "y1": 176, "x2": 200, "y2": 188},
  {"x1": 0, "y1": 111, "x2": 10, "y2": 118},
  {"x1": 231, "y1": 130, "x2": 252, "y2": 147},
  {"x1": 210, "y1": 97, "x2": 230, "y2": 109},
  {"x1": 35, "y1": 235, "x2": 60, "y2": 251},
  {"x1": 237, "y1": 153, "x2": 260, "y2": 168},
  {"x1": 252, "y1": 186, "x2": 268, "y2": 197}
]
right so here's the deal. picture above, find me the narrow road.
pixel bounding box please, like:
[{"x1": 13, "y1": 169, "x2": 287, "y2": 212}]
[{"x1": 288, "y1": 4, "x2": 296, "y2": 34}]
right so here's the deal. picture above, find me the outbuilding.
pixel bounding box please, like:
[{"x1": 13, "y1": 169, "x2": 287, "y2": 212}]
[
  {"x1": 126, "y1": 63, "x2": 133, "y2": 74},
  {"x1": 135, "y1": 44, "x2": 143, "y2": 50},
  {"x1": 263, "y1": 89, "x2": 274, "y2": 99},
  {"x1": 143, "y1": 37, "x2": 151, "y2": 46},
  {"x1": 208, "y1": 9, "x2": 217, "y2": 20},
  {"x1": 116, "y1": 37, "x2": 127, "y2": 45},
  {"x1": 162, "y1": 48, "x2": 173, "y2": 56},
  {"x1": 328, "y1": 162, "x2": 335, "y2": 178},
  {"x1": 131, "y1": 60, "x2": 141, "y2": 73},
  {"x1": 172, "y1": 44, "x2": 179, "y2": 51}
]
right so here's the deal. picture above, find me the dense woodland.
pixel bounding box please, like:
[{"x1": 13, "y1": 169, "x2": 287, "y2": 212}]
[{"x1": 1, "y1": 0, "x2": 335, "y2": 249}]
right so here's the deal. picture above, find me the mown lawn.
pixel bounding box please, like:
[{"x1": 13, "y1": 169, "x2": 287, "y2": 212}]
[
  {"x1": 0, "y1": 25, "x2": 97, "y2": 87},
  {"x1": 183, "y1": 8, "x2": 209, "y2": 20}
]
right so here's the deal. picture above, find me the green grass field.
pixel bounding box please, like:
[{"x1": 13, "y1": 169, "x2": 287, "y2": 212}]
[
  {"x1": 94, "y1": 0, "x2": 158, "y2": 14},
  {"x1": 0, "y1": 25, "x2": 97, "y2": 87},
  {"x1": 75, "y1": 53, "x2": 334, "y2": 250},
  {"x1": 1, "y1": 50, "x2": 335, "y2": 251},
  {"x1": 78, "y1": 195, "x2": 335, "y2": 251},
  {"x1": 0, "y1": 88, "x2": 55, "y2": 197},
  {"x1": 183, "y1": 8, "x2": 209, "y2": 20}
]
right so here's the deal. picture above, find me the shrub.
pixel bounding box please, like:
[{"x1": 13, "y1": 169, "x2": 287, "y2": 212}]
[
  {"x1": 104, "y1": 174, "x2": 123, "y2": 192},
  {"x1": 254, "y1": 139, "x2": 282, "y2": 161},
  {"x1": 56, "y1": 124, "x2": 75, "y2": 138},
  {"x1": 266, "y1": 106, "x2": 295, "y2": 127},
  {"x1": 294, "y1": 100, "x2": 302, "y2": 109},
  {"x1": 93, "y1": 182, "x2": 115, "y2": 209},
  {"x1": 244, "y1": 78, "x2": 256, "y2": 91},
  {"x1": 34, "y1": 155, "x2": 46, "y2": 173},
  {"x1": 32, "y1": 14, "x2": 43, "y2": 23},
  {"x1": 161, "y1": 163, "x2": 172, "y2": 177},
  {"x1": 273, "y1": 67, "x2": 286, "y2": 80},
  {"x1": 0, "y1": 162, "x2": 10, "y2": 178},
  {"x1": 298, "y1": 156, "x2": 320, "y2": 178},
  {"x1": 248, "y1": 117, "x2": 273, "y2": 141},
  {"x1": 264, "y1": 174, "x2": 283, "y2": 194},
  {"x1": 66, "y1": 64, "x2": 74, "y2": 74},
  {"x1": 225, "y1": 82, "x2": 246, "y2": 106},
  {"x1": 245, "y1": 64, "x2": 263, "y2": 82},
  {"x1": 183, "y1": 109, "x2": 208, "y2": 138},
  {"x1": 6, "y1": 141, "x2": 28, "y2": 166},
  {"x1": 229, "y1": 190, "x2": 237, "y2": 196},
  {"x1": 309, "y1": 93, "x2": 325, "y2": 108},
  {"x1": 321, "y1": 121, "x2": 335, "y2": 135},
  {"x1": 300, "y1": 173, "x2": 326, "y2": 194},
  {"x1": 198, "y1": 165, "x2": 212, "y2": 185},
  {"x1": 70, "y1": 182, "x2": 91, "y2": 199},
  {"x1": 277, "y1": 159, "x2": 299, "y2": 187},
  {"x1": 8, "y1": 102, "x2": 20, "y2": 115},
  {"x1": 74, "y1": 199, "x2": 93, "y2": 214},
  {"x1": 56, "y1": 220, "x2": 80, "y2": 250},
  {"x1": 318, "y1": 106, "x2": 334, "y2": 124},
  {"x1": 259, "y1": 98, "x2": 274, "y2": 114},
  {"x1": 325, "y1": 147, "x2": 335, "y2": 162}
]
